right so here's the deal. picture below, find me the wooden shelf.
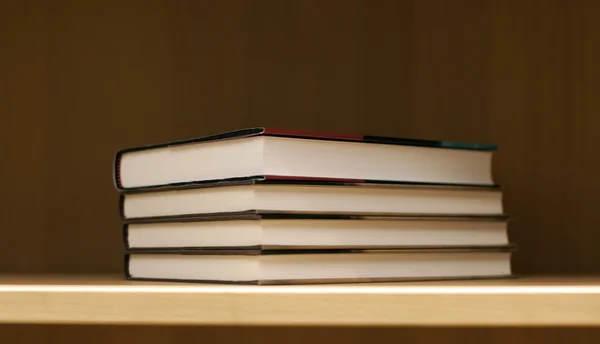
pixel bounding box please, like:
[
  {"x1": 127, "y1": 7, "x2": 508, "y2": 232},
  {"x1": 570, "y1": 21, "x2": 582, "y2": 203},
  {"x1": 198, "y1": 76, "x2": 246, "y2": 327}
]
[{"x1": 1, "y1": 274, "x2": 600, "y2": 327}]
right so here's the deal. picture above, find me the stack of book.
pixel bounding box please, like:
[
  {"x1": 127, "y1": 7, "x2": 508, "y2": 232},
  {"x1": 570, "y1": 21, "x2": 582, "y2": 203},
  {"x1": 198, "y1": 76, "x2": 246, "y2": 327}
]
[{"x1": 113, "y1": 128, "x2": 513, "y2": 285}]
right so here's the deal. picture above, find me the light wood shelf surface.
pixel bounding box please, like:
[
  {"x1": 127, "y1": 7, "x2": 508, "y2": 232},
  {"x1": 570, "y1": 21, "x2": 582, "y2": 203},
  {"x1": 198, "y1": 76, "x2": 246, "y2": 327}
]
[{"x1": 1, "y1": 274, "x2": 600, "y2": 327}]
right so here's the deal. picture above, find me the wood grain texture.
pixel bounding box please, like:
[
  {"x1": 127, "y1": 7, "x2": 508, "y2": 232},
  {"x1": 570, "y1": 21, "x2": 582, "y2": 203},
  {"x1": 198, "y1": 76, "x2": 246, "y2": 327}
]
[
  {"x1": 2, "y1": 275, "x2": 600, "y2": 326},
  {"x1": 1, "y1": 0, "x2": 600, "y2": 274}
]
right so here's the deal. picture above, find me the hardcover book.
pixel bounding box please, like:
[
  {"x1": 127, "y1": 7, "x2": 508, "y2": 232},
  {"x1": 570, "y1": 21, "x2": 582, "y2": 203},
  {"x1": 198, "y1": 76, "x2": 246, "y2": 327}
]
[
  {"x1": 124, "y1": 213, "x2": 509, "y2": 250},
  {"x1": 119, "y1": 176, "x2": 504, "y2": 221},
  {"x1": 114, "y1": 127, "x2": 497, "y2": 191},
  {"x1": 125, "y1": 247, "x2": 514, "y2": 285}
]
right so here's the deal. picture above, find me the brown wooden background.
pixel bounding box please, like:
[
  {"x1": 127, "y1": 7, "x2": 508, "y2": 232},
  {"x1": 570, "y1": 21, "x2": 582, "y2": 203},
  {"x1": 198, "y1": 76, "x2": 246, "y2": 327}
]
[
  {"x1": 1, "y1": 0, "x2": 600, "y2": 341},
  {"x1": 3, "y1": 326, "x2": 600, "y2": 344}
]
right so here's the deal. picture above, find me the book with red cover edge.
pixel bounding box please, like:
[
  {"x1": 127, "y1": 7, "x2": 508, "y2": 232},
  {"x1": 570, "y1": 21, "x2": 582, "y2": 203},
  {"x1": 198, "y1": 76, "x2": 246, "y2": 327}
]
[{"x1": 113, "y1": 127, "x2": 497, "y2": 191}]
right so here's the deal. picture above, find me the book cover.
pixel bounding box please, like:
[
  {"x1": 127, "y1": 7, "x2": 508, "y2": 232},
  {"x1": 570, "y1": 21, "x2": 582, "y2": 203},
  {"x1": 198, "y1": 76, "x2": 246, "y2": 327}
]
[{"x1": 114, "y1": 127, "x2": 497, "y2": 191}]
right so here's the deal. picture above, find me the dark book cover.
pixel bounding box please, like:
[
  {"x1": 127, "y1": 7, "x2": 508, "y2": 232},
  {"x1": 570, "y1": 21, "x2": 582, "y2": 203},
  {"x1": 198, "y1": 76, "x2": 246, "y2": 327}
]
[
  {"x1": 114, "y1": 127, "x2": 497, "y2": 191},
  {"x1": 118, "y1": 175, "x2": 502, "y2": 221},
  {"x1": 122, "y1": 212, "x2": 509, "y2": 250},
  {"x1": 123, "y1": 246, "x2": 516, "y2": 285}
]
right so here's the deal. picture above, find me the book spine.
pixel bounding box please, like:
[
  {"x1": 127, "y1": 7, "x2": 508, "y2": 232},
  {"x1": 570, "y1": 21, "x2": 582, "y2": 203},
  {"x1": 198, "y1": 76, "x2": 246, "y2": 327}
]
[
  {"x1": 113, "y1": 151, "x2": 124, "y2": 190},
  {"x1": 123, "y1": 253, "x2": 132, "y2": 280},
  {"x1": 119, "y1": 194, "x2": 126, "y2": 220},
  {"x1": 122, "y1": 223, "x2": 130, "y2": 250}
]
